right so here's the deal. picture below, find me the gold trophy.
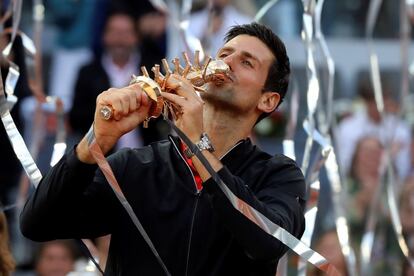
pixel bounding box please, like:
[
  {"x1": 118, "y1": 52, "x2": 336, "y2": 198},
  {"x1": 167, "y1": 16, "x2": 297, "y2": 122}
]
[{"x1": 99, "y1": 51, "x2": 230, "y2": 127}]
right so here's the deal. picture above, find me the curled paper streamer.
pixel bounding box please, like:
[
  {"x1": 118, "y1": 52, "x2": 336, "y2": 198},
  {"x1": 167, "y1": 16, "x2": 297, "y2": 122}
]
[
  {"x1": 298, "y1": 121, "x2": 332, "y2": 276},
  {"x1": 12, "y1": 0, "x2": 23, "y2": 42},
  {"x1": 46, "y1": 97, "x2": 67, "y2": 167},
  {"x1": 4, "y1": 61, "x2": 19, "y2": 110},
  {"x1": 314, "y1": 0, "x2": 335, "y2": 134},
  {"x1": 148, "y1": 0, "x2": 168, "y2": 14},
  {"x1": 86, "y1": 128, "x2": 171, "y2": 276},
  {"x1": 165, "y1": 0, "x2": 205, "y2": 60},
  {"x1": 180, "y1": 0, "x2": 205, "y2": 59},
  {"x1": 283, "y1": 80, "x2": 299, "y2": 161},
  {"x1": 362, "y1": 0, "x2": 414, "y2": 273},
  {"x1": 313, "y1": 0, "x2": 357, "y2": 273},
  {"x1": 0, "y1": 77, "x2": 42, "y2": 187},
  {"x1": 300, "y1": 1, "x2": 320, "y2": 175},
  {"x1": 254, "y1": 0, "x2": 280, "y2": 23},
  {"x1": 168, "y1": 121, "x2": 341, "y2": 275}
]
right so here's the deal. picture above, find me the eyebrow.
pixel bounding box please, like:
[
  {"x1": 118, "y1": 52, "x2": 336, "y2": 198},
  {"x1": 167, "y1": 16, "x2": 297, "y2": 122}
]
[{"x1": 218, "y1": 46, "x2": 262, "y2": 67}]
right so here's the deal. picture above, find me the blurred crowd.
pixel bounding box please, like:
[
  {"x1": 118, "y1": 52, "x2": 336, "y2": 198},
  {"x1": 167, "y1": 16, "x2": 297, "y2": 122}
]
[{"x1": 0, "y1": 0, "x2": 414, "y2": 275}]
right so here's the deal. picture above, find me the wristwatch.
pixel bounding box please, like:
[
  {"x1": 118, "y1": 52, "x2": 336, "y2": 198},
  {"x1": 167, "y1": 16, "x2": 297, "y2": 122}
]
[{"x1": 183, "y1": 133, "x2": 215, "y2": 158}]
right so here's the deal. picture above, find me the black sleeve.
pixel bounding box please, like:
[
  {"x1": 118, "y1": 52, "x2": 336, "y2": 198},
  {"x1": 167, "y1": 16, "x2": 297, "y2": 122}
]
[
  {"x1": 203, "y1": 157, "x2": 306, "y2": 261},
  {"x1": 20, "y1": 147, "x2": 123, "y2": 241}
]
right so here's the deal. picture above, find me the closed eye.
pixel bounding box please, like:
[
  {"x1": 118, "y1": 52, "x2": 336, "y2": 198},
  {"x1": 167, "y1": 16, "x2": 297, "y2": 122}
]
[
  {"x1": 242, "y1": 60, "x2": 253, "y2": 68},
  {"x1": 218, "y1": 53, "x2": 228, "y2": 58}
]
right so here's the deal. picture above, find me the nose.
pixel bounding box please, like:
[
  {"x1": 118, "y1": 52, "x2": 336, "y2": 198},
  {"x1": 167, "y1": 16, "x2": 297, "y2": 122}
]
[{"x1": 222, "y1": 53, "x2": 234, "y2": 71}]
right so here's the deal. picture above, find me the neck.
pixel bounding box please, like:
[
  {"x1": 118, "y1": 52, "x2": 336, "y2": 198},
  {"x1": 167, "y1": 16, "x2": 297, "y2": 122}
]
[{"x1": 203, "y1": 104, "x2": 255, "y2": 158}]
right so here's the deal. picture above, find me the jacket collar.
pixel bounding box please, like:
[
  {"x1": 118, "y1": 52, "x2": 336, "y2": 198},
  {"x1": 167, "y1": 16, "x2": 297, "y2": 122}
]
[{"x1": 168, "y1": 135, "x2": 255, "y2": 174}]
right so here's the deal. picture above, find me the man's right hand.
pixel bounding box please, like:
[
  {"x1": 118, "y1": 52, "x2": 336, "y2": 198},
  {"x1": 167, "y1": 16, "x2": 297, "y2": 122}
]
[{"x1": 76, "y1": 83, "x2": 151, "y2": 164}]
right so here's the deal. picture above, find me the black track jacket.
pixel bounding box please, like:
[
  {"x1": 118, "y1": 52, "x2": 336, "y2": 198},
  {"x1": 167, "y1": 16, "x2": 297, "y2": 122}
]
[{"x1": 21, "y1": 136, "x2": 306, "y2": 275}]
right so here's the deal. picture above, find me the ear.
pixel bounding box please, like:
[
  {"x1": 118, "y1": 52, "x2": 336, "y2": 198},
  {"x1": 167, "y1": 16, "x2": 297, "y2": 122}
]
[{"x1": 257, "y1": 92, "x2": 280, "y2": 113}]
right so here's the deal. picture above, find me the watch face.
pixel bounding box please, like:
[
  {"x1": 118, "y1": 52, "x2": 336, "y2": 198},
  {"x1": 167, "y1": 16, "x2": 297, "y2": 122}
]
[{"x1": 199, "y1": 133, "x2": 215, "y2": 152}]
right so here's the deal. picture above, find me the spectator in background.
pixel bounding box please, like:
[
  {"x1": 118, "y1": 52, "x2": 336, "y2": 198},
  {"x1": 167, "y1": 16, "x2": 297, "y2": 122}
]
[
  {"x1": 308, "y1": 230, "x2": 348, "y2": 276},
  {"x1": 347, "y1": 136, "x2": 404, "y2": 275},
  {"x1": 137, "y1": 9, "x2": 167, "y2": 69},
  {"x1": 35, "y1": 240, "x2": 79, "y2": 276},
  {"x1": 69, "y1": 10, "x2": 167, "y2": 148},
  {"x1": 95, "y1": 0, "x2": 167, "y2": 67},
  {"x1": 336, "y1": 77, "x2": 411, "y2": 184},
  {"x1": 348, "y1": 136, "x2": 385, "y2": 223},
  {"x1": 188, "y1": 0, "x2": 253, "y2": 56},
  {"x1": 0, "y1": 213, "x2": 15, "y2": 276}
]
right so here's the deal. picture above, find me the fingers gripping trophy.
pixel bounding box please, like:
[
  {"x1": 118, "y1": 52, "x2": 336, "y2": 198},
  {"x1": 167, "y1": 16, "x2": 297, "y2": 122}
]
[{"x1": 98, "y1": 51, "x2": 230, "y2": 133}]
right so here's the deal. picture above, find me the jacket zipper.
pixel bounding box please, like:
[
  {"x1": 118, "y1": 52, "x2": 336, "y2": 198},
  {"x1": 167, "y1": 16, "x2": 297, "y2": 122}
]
[
  {"x1": 184, "y1": 192, "x2": 200, "y2": 276},
  {"x1": 169, "y1": 137, "x2": 202, "y2": 276},
  {"x1": 169, "y1": 137, "x2": 243, "y2": 275}
]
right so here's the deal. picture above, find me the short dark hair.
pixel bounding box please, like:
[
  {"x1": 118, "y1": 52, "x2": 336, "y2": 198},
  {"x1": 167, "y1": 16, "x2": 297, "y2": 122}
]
[{"x1": 224, "y1": 22, "x2": 290, "y2": 122}]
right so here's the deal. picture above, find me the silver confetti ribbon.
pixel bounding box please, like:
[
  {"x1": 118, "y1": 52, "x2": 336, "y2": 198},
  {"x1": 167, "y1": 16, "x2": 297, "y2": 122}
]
[
  {"x1": 0, "y1": 0, "x2": 22, "y2": 57},
  {"x1": 4, "y1": 61, "x2": 19, "y2": 110},
  {"x1": 86, "y1": 127, "x2": 171, "y2": 276},
  {"x1": 359, "y1": 156, "x2": 386, "y2": 275},
  {"x1": 254, "y1": 0, "x2": 280, "y2": 23},
  {"x1": 11, "y1": 0, "x2": 23, "y2": 43},
  {"x1": 283, "y1": 79, "x2": 299, "y2": 161},
  {"x1": 0, "y1": 2, "x2": 13, "y2": 34},
  {"x1": 178, "y1": 0, "x2": 203, "y2": 55},
  {"x1": 167, "y1": 121, "x2": 341, "y2": 275},
  {"x1": 15, "y1": 0, "x2": 67, "y2": 254},
  {"x1": 298, "y1": 121, "x2": 332, "y2": 276},
  {"x1": 397, "y1": 0, "x2": 414, "y2": 267},
  {"x1": 385, "y1": 0, "x2": 414, "y2": 269},
  {"x1": 298, "y1": 1, "x2": 324, "y2": 274},
  {"x1": 0, "y1": 0, "x2": 42, "y2": 189},
  {"x1": 314, "y1": 0, "x2": 334, "y2": 134},
  {"x1": 2, "y1": 30, "x2": 37, "y2": 58},
  {"x1": 165, "y1": 0, "x2": 205, "y2": 61},
  {"x1": 46, "y1": 96, "x2": 67, "y2": 167},
  {"x1": 361, "y1": 0, "x2": 414, "y2": 273},
  {"x1": 280, "y1": 79, "x2": 299, "y2": 276},
  {"x1": 0, "y1": 73, "x2": 42, "y2": 187},
  {"x1": 88, "y1": 98, "x2": 341, "y2": 275},
  {"x1": 314, "y1": 0, "x2": 357, "y2": 274},
  {"x1": 148, "y1": 0, "x2": 168, "y2": 14},
  {"x1": 385, "y1": 156, "x2": 414, "y2": 268},
  {"x1": 300, "y1": 0, "x2": 319, "y2": 175},
  {"x1": 360, "y1": 0, "x2": 384, "y2": 272},
  {"x1": 324, "y1": 143, "x2": 356, "y2": 274},
  {"x1": 30, "y1": 0, "x2": 45, "y2": 102}
]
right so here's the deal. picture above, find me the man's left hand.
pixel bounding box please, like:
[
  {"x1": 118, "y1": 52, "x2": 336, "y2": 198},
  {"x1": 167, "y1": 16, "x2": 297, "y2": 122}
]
[{"x1": 161, "y1": 74, "x2": 204, "y2": 142}]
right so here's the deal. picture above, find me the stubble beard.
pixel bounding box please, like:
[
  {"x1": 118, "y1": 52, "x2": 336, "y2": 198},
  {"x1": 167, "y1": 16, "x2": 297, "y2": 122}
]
[{"x1": 201, "y1": 83, "x2": 247, "y2": 115}]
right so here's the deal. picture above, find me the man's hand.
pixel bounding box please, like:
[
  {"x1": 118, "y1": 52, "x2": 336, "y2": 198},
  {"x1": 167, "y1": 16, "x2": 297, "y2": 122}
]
[
  {"x1": 161, "y1": 74, "x2": 204, "y2": 142},
  {"x1": 161, "y1": 74, "x2": 224, "y2": 183},
  {"x1": 76, "y1": 83, "x2": 151, "y2": 163}
]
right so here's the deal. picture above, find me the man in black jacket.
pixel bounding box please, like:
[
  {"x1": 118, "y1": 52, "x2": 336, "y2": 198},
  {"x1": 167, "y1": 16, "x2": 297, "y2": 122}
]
[{"x1": 20, "y1": 23, "x2": 306, "y2": 275}]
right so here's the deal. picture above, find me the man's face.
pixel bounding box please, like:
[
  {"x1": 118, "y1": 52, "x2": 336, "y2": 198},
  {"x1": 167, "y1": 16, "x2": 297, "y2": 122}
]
[
  {"x1": 103, "y1": 15, "x2": 138, "y2": 60},
  {"x1": 353, "y1": 137, "x2": 383, "y2": 180},
  {"x1": 202, "y1": 35, "x2": 275, "y2": 116},
  {"x1": 36, "y1": 243, "x2": 74, "y2": 276}
]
